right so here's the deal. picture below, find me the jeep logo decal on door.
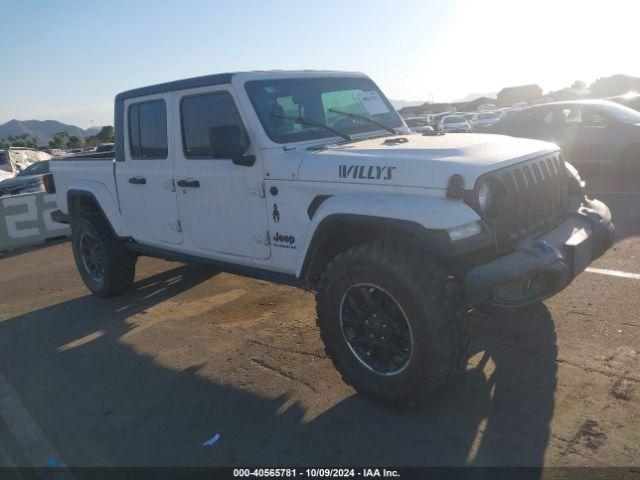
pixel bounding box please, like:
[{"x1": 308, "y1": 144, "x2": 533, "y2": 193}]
[
  {"x1": 338, "y1": 165, "x2": 396, "y2": 181},
  {"x1": 272, "y1": 232, "x2": 296, "y2": 249}
]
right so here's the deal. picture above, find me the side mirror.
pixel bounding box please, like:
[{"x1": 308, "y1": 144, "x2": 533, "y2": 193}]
[{"x1": 209, "y1": 124, "x2": 255, "y2": 166}]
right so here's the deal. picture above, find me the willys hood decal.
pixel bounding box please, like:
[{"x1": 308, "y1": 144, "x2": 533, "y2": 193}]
[{"x1": 298, "y1": 133, "x2": 559, "y2": 189}]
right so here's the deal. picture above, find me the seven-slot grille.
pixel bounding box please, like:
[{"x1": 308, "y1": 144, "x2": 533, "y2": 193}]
[{"x1": 488, "y1": 154, "x2": 569, "y2": 251}]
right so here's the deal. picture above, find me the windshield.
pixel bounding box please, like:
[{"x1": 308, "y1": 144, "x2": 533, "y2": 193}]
[
  {"x1": 479, "y1": 113, "x2": 498, "y2": 120},
  {"x1": 245, "y1": 77, "x2": 403, "y2": 144},
  {"x1": 599, "y1": 102, "x2": 640, "y2": 124},
  {"x1": 444, "y1": 116, "x2": 465, "y2": 124}
]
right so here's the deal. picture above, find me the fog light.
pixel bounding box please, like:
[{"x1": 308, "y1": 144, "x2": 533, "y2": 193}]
[{"x1": 447, "y1": 221, "x2": 482, "y2": 241}]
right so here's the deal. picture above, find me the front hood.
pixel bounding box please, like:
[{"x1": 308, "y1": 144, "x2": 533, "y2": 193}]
[{"x1": 298, "y1": 133, "x2": 558, "y2": 189}]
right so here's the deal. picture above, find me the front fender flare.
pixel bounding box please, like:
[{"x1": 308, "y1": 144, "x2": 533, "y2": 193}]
[{"x1": 295, "y1": 193, "x2": 482, "y2": 277}]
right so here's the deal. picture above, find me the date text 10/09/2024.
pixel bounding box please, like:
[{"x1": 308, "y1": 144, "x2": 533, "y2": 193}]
[{"x1": 233, "y1": 468, "x2": 401, "y2": 478}]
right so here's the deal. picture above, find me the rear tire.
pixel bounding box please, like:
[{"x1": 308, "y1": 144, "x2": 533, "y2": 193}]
[
  {"x1": 71, "y1": 212, "x2": 136, "y2": 297},
  {"x1": 316, "y1": 241, "x2": 470, "y2": 406}
]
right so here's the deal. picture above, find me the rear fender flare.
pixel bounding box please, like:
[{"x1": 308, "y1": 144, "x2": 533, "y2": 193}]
[{"x1": 67, "y1": 180, "x2": 126, "y2": 237}]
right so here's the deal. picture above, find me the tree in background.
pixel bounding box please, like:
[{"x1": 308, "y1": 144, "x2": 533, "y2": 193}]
[
  {"x1": 590, "y1": 74, "x2": 640, "y2": 97},
  {"x1": 85, "y1": 126, "x2": 114, "y2": 146},
  {"x1": 49, "y1": 131, "x2": 69, "y2": 149},
  {"x1": 571, "y1": 80, "x2": 586, "y2": 91},
  {"x1": 66, "y1": 135, "x2": 84, "y2": 148},
  {"x1": 0, "y1": 134, "x2": 38, "y2": 149}
]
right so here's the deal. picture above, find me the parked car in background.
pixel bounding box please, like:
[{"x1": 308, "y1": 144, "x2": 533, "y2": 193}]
[
  {"x1": 462, "y1": 113, "x2": 475, "y2": 123},
  {"x1": 96, "y1": 142, "x2": 115, "y2": 153},
  {"x1": 429, "y1": 111, "x2": 453, "y2": 127},
  {"x1": 470, "y1": 112, "x2": 500, "y2": 129},
  {"x1": 0, "y1": 147, "x2": 51, "y2": 181},
  {"x1": 437, "y1": 114, "x2": 471, "y2": 133},
  {"x1": 486, "y1": 100, "x2": 640, "y2": 174},
  {"x1": 0, "y1": 160, "x2": 51, "y2": 196},
  {"x1": 404, "y1": 117, "x2": 433, "y2": 133}
]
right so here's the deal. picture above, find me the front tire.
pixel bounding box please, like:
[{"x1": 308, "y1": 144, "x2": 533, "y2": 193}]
[
  {"x1": 316, "y1": 241, "x2": 470, "y2": 406},
  {"x1": 71, "y1": 212, "x2": 136, "y2": 297}
]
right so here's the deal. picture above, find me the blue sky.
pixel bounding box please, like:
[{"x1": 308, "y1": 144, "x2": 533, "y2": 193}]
[{"x1": 1, "y1": 0, "x2": 637, "y2": 128}]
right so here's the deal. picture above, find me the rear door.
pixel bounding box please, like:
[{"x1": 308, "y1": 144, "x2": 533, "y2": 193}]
[
  {"x1": 115, "y1": 94, "x2": 183, "y2": 245},
  {"x1": 572, "y1": 107, "x2": 615, "y2": 164},
  {"x1": 172, "y1": 85, "x2": 270, "y2": 259}
]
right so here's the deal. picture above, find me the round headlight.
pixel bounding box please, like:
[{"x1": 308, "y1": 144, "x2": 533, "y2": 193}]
[{"x1": 477, "y1": 180, "x2": 493, "y2": 213}]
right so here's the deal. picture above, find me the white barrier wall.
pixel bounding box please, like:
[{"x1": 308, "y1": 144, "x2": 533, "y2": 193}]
[{"x1": 0, "y1": 192, "x2": 70, "y2": 252}]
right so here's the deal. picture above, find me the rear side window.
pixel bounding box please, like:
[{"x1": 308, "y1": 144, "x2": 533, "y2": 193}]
[
  {"x1": 180, "y1": 92, "x2": 247, "y2": 158},
  {"x1": 128, "y1": 100, "x2": 168, "y2": 159}
]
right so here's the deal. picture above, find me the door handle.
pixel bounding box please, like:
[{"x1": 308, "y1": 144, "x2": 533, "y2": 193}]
[
  {"x1": 128, "y1": 176, "x2": 146, "y2": 185},
  {"x1": 176, "y1": 179, "x2": 200, "y2": 188}
]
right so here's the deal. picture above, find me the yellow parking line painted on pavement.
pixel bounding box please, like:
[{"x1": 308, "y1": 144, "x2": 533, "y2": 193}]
[{"x1": 585, "y1": 267, "x2": 640, "y2": 280}]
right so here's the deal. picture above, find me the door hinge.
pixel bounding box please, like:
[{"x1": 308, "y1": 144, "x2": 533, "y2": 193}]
[
  {"x1": 253, "y1": 230, "x2": 270, "y2": 245},
  {"x1": 170, "y1": 219, "x2": 182, "y2": 232},
  {"x1": 164, "y1": 179, "x2": 176, "y2": 192},
  {"x1": 250, "y1": 182, "x2": 266, "y2": 198}
]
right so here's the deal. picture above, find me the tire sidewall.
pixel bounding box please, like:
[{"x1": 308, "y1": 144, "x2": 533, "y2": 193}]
[
  {"x1": 71, "y1": 217, "x2": 108, "y2": 295},
  {"x1": 318, "y1": 256, "x2": 454, "y2": 401}
]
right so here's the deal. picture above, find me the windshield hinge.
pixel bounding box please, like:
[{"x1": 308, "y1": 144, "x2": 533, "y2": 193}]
[
  {"x1": 250, "y1": 182, "x2": 266, "y2": 198},
  {"x1": 169, "y1": 219, "x2": 182, "y2": 232}
]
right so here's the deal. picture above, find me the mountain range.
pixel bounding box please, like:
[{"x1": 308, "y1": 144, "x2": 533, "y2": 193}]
[
  {"x1": 389, "y1": 99, "x2": 425, "y2": 110},
  {"x1": 0, "y1": 119, "x2": 103, "y2": 146}
]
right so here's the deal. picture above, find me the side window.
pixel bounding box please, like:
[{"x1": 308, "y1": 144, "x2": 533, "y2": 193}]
[
  {"x1": 180, "y1": 92, "x2": 249, "y2": 159},
  {"x1": 128, "y1": 100, "x2": 168, "y2": 159},
  {"x1": 561, "y1": 107, "x2": 582, "y2": 124},
  {"x1": 584, "y1": 109, "x2": 608, "y2": 127}
]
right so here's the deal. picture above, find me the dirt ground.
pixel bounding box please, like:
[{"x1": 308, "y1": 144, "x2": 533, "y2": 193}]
[{"x1": 0, "y1": 173, "x2": 638, "y2": 469}]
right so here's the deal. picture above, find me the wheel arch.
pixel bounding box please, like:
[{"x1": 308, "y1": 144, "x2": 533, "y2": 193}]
[
  {"x1": 296, "y1": 193, "x2": 483, "y2": 288},
  {"x1": 67, "y1": 184, "x2": 126, "y2": 238},
  {"x1": 299, "y1": 214, "x2": 434, "y2": 289}
]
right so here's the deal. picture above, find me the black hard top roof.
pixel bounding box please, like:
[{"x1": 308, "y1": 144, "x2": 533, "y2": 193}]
[{"x1": 115, "y1": 72, "x2": 235, "y2": 101}]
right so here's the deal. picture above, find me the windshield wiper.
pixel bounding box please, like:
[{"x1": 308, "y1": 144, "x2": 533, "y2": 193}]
[
  {"x1": 270, "y1": 113, "x2": 351, "y2": 141},
  {"x1": 328, "y1": 108, "x2": 397, "y2": 135}
]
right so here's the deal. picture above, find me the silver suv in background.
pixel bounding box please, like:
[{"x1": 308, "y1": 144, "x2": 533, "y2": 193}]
[{"x1": 437, "y1": 114, "x2": 471, "y2": 133}]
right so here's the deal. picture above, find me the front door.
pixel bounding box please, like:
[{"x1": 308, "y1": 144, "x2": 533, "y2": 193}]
[
  {"x1": 116, "y1": 93, "x2": 182, "y2": 245},
  {"x1": 172, "y1": 86, "x2": 270, "y2": 259}
]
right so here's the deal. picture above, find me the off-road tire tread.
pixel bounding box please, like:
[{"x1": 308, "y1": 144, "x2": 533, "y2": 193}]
[
  {"x1": 315, "y1": 241, "x2": 469, "y2": 406},
  {"x1": 72, "y1": 208, "x2": 136, "y2": 297}
]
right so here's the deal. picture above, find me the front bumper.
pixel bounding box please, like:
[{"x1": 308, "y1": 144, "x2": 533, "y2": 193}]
[{"x1": 464, "y1": 197, "x2": 614, "y2": 308}]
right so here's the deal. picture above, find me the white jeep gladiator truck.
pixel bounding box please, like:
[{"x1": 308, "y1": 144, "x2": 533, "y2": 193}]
[{"x1": 50, "y1": 70, "x2": 614, "y2": 405}]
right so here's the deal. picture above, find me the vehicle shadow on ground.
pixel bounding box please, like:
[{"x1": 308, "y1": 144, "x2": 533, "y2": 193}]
[
  {"x1": 295, "y1": 305, "x2": 557, "y2": 468},
  {"x1": 0, "y1": 265, "x2": 557, "y2": 469}
]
